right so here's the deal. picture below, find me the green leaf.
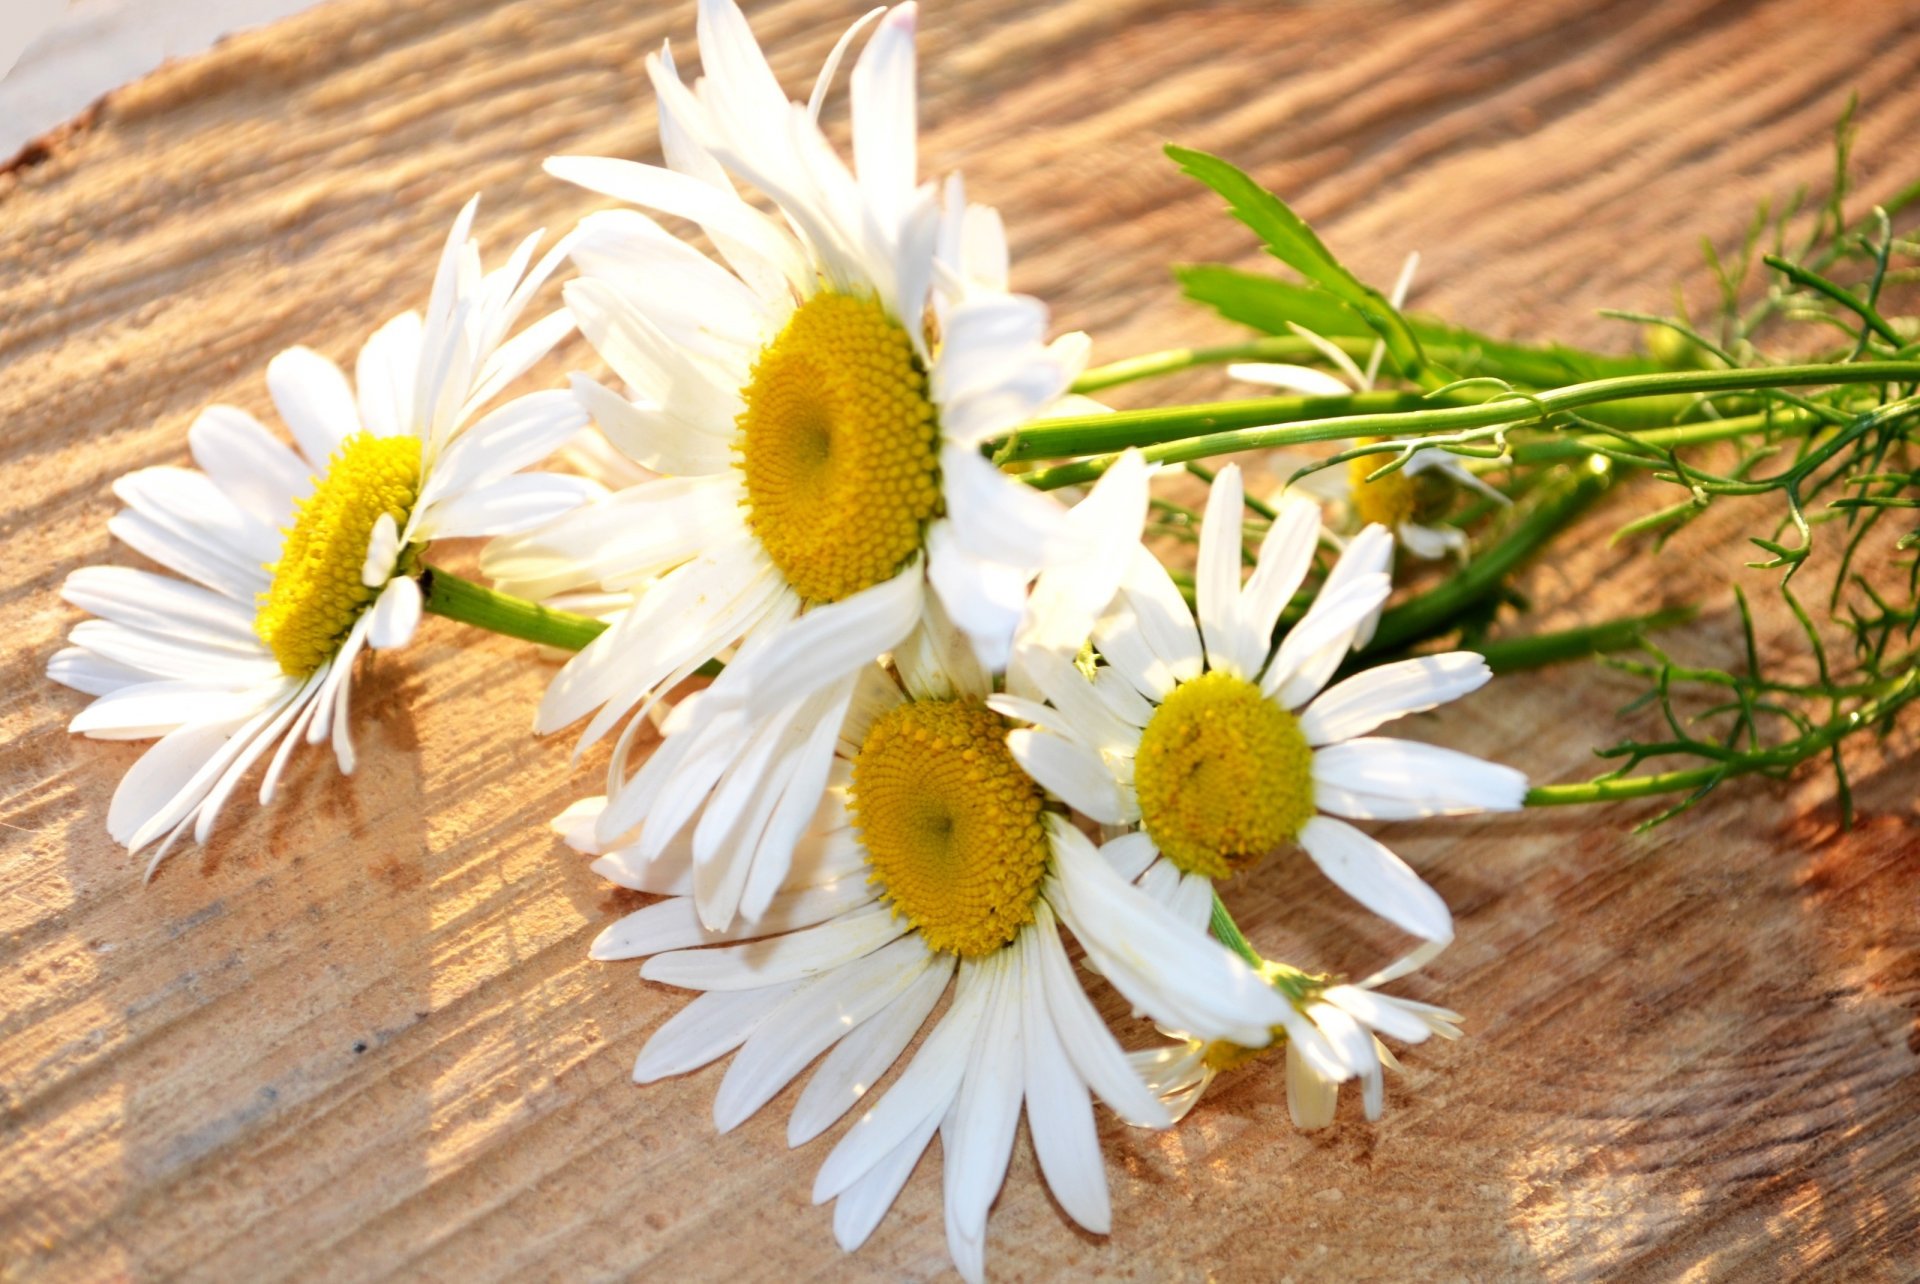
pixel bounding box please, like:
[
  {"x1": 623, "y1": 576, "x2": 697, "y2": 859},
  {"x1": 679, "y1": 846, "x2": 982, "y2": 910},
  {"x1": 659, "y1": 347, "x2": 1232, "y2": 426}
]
[
  {"x1": 1176, "y1": 263, "x2": 1662, "y2": 387},
  {"x1": 1166, "y1": 143, "x2": 1431, "y2": 382}
]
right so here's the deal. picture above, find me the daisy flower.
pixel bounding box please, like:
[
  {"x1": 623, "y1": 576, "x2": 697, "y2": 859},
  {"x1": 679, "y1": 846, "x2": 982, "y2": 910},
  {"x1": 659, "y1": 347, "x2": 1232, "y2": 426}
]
[
  {"x1": 1131, "y1": 942, "x2": 1463, "y2": 1129},
  {"x1": 487, "y1": 0, "x2": 1095, "y2": 928},
  {"x1": 49, "y1": 199, "x2": 592, "y2": 873},
  {"x1": 1231, "y1": 252, "x2": 1508, "y2": 560},
  {"x1": 1000, "y1": 462, "x2": 1528, "y2": 945},
  {"x1": 562, "y1": 458, "x2": 1292, "y2": 1282}
]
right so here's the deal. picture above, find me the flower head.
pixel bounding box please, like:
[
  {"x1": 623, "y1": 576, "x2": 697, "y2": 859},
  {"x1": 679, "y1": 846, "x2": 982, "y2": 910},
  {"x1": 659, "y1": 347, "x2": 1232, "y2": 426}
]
[
  {"x1": 1131, "y1": 942, "x2": 1463, "y2": 1129},
  {"x1": 1232, "y1": 252, "x2": 1509, "y2": 560},
  {"x1": 1000, "y1": 462, "x2": 1528, "y2": 945},
  {"x1": 490, "y1": 0, "x2": 1101, "y2": 930},
  {"x1": 568, "y1": 619, "x2": 1291, "y2": 1283},
  {"x1": 50, "y1": 199, "x2": 590, "y2": 872}
]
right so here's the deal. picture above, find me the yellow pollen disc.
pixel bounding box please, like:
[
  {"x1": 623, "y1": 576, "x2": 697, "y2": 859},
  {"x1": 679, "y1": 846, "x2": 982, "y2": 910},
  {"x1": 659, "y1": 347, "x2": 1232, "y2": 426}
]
[
  {"x1": 1132, "y1": 670, "x2": 1316, "y2": 880},
  {"x1": 1201, "y1": 1039, "x2": 1267, "y2": 1073},
  {"x1": 735, "y1": 291, "x2": 943, "y2": 605},
  {"x1": 848, "y1": 698, "x2": 1050, "y2": 958},
  {"x1": 256, "y1": 432, "x2": 422, "y2": 677},
  {"x1": 1346, "y1": 436, "x2": 1419, "y2": 529},
  {"x1": 1346, "y1": 436, "x2": 1455, "y2": 529}
]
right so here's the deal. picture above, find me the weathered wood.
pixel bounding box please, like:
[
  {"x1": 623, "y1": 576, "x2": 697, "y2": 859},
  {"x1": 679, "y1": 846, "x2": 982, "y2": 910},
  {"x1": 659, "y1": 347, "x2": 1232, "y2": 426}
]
[{"x1": 2, "y1": 0, "x2": 1917, "y2": 1280}]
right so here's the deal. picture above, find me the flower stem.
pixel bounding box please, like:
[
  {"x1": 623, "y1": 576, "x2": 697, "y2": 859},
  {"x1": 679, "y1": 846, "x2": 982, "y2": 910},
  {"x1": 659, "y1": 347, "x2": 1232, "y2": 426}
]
[
  {"x1": 419, "y1": 566, "x2": 610, "y2": 651},
  {"x1": 1014, "y1": 361, "x2": 1920, "y2": 489},
  {"x1": 1524, "y1": 668, "x2": 1919, "y2": 807},
  {"x1": 1072, "y1": 335, "x2": 1378, "y2": 393},
  {"x1": 1472, "y1": 606, "x2": 1699, "y2": 674},
  {"x1": 1209, "y1": 893, "x2": 1263, "y2": 967}
]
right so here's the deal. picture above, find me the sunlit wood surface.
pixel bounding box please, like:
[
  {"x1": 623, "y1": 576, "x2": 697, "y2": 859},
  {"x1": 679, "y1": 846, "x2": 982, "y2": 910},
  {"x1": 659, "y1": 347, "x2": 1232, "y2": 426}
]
[{"x1": 3, "y1": 0, "x2": 1917, "y2": 1279}]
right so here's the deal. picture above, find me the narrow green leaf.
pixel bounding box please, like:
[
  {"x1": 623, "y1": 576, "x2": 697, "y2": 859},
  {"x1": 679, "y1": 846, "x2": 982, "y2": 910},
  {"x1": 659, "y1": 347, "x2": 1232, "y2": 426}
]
[
  {"x1": 1176, "y1": 263, "x2": 1662, "y2": 386},
  {"x1": 1166, "y1": 143, "x2": 1430, "y2": 382}
]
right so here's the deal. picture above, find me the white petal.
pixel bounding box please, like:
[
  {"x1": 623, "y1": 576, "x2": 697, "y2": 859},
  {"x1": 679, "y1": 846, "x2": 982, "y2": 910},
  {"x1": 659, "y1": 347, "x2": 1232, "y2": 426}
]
[
  {"x1": 925, "y1": 521, "x2": 1029, "y2": 671},
  {"x1": 830, "y1": 1105, "x2": 940, "y2": 1252},
  {"x1": 421, "y1": 389, "x2": 589, "y2": 505},
  {"x1": 48, "y1": 647, "x2": 151, "y2": 697},
  {"x1": 713, "y1": 934, "x2": 934, "y2": 1132},
  {"x1": 418, "y1": 472, "x2": 601, "y2": 540},
  {"x1": 1006, "y1": 729, "x2": 1128, "y2": 823},
  {"x1": 640, "y1": 905, "x2": 907, "y2": 991},
  {"x1": 360, "y1": 513, "x2": 402, "y2": 589},
  {"x1": 1236, "y1": 495, "x2": 1322, "y2": 663},
  {"x1": 814, "y1": 962, "x2": 987, "y2": 1203},
  {"x1": 365, "y1": 576, "x2": 422, "y2": 650},
  {"x1": 591, "y1": 876, "x2": 871, "y2": 960},
  {"x1": 1299, "y1": 652, "x2": 1493, "y2": 746},
  {"x1": 789, "y1": 953, "x2": 953, "y2": 1146},
  {"x1": 732, "y1": 572, "x2": 921, "y2": 713},
  {"x1": 1296, "y1": 815, "x2": 1453, "y2": 943},
  {"x1": 267, "y1": 346, "x2": 362, "y2": 468},
  {"x1": 942, "y1": 954, "x2": 1024, "y2": 1241},
  {"x1": 1029, "y1": 905, "x2": 1170, "y2": 1128},
  {"x1": 354, "y1": 310, "x2": 423, "y2": 440},
  {"x1": 1261, "y1": 571, "x2": 1391, "y2": 709},
  {"x1": 568, "y1": 373, "x2": 730, "y2": 477},
  {"x1": 1228, "y1": 361, "x2": 1354, "y2": 396},
  {"x1": 187, "y1": 405, "x2": 311, "y2": 526},
  {"x1": 1286, "y1": 1040, "x2": 1340, "y2": 1130},
  {"x1": 1093, "y1": 545, "x2": 1202, "y2": 701},
  {"x1": 62, "y1": 565, "x2": 259, "y2": 651},
  {"x1": 632, "y1": 982, "x2": 800, "y2": 1082},
  {"x1": 1019, "y1": 929, "x2": 1111, "y2": 1233},
  {"x1": 1048, "y1": 820, "x2": 1290, "y2": 1047},
  {"x1": 1016, "y1": 448, "x2": 1148, "y2": 656},
  {"x1": 1312, "y1": 737, "x2": 1529, "y2": 819},
  {"x1": 849, "y1": 3, "x2": 916, "y2": 227},
  {"x1": 939, "y1": 444, "x2": 1076, "y2": 570},
  {"x1": 1194, "y1": 463, "x2": 1248, "y2": 677},
  {"x1": 69, "y1": 681, "x2": 266, "y2": 740}
]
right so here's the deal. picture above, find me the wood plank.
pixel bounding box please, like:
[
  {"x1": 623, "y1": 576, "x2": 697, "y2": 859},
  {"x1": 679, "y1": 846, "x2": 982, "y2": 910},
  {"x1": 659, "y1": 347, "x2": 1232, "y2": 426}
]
[{"x1": 2, "y1": 0, "x2": 1916, "y2": 1279}]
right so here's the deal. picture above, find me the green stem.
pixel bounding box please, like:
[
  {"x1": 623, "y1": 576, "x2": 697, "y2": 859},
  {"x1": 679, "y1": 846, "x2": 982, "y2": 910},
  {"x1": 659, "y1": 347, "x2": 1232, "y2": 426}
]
[
  {"x1": 1005, "y1": 390, "x2": 1467, "y2": 463},
  {"x1": 1473, "y1": 606, "x2": 1699, "y2": 674},
  {"x1": 1525, "y1": 669, "x2": 1918, "y2": 806},
  {"x1": 1505, "y1": 411, "x2": 1804, "y2": 465},
  {"x1": 1072, "y1": 335, "x2": 1376, "y2": 394},
  {"x1": 420, "y1": 566, "x2": 608, "y2": 649},
  {"x1": 1015, "y1": 361, "x2": 1920, "y2": 490},
  {"x1": 1209, "y1": 893, "x2": 1263, "y2": 967}
]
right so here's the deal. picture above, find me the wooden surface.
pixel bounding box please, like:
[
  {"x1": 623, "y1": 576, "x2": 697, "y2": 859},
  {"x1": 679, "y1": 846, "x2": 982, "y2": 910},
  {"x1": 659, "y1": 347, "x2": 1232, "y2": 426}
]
[{"x1": 4, "y1": 0, "x2": 1919, "y2": 1279}]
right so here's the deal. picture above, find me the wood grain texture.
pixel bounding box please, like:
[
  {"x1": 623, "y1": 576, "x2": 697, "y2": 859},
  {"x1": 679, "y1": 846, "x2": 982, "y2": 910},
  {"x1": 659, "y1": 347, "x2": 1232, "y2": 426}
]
[{"x1": 3, "y1": 0, "x2": 1918, "y2": 1280}]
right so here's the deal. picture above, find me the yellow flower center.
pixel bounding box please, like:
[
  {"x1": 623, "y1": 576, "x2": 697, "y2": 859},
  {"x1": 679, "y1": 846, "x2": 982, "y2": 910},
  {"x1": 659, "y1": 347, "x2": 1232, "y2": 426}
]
[
  {"x1": 256, "y1": 432, "x2": 422, "y2": 676},
  {"x1": 1133, "y1": 670, "x2": 1316, "y2": 880},
  {"x1": 1201, "y1": 1039, "x2": 1267, "y2": 1073},
  {"x1": 735, "y1": 291, "x2": 943, "y2": 605},
  {"x1": 1346, "y1": 437, "x2": 1453, "y2": 529},
  {"x1": 848, "y1": 697, "x2": 1050, "y2": 958}
]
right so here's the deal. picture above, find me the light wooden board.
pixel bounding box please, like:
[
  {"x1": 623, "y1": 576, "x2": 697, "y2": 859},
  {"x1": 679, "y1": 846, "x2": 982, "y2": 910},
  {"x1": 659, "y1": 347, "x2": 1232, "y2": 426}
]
[{"x1": 2, "y1": 0, "x2": 1917, "y2": 1280}]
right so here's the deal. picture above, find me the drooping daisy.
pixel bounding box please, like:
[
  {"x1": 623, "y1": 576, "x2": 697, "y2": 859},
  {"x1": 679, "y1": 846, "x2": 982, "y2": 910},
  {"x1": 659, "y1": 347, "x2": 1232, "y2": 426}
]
[
  {"x1": 566, "y1": 621, "x2": 1294, "y2": 1283},
  {"x1": 1130, "y1": 942, "x2": 1463, "y2": 1129},
  {"x1": 487, "y1": 0, "x2": 1097, "y2": 928},
  {"x1": 999, "y1": 462, "x2": 1528, "y2": 945},
  {"x1": 50, "y1": 199, "x2": 592, "y2": 873},
  {"x1": 1232, "y1": 252, "x2": 1509, "y2": 560}
]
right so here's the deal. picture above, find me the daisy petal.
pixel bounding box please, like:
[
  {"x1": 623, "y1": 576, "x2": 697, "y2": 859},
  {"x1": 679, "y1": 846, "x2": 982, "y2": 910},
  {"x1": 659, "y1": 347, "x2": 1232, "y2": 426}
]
[
  {"x1": 1297, "y1": 815, "x2": 1453, "y2": 942},
  {"x1": 1299, "y1": 652, "x2": 1492, "y2": 745}
]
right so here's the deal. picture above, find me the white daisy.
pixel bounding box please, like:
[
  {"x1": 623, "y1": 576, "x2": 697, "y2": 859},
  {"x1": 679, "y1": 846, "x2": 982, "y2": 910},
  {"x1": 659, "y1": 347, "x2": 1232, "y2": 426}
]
[
  {"x1": 567, "y1": 625, "x2": 1292, "y2": 1283},
  {"x1": 50, "y1": 199, "x2": 592, "y2": 873},
  {"x1": 999, "y1": 462, "x2": 1528, "y2": 945},
  {"x1": 1130, "y1": 942, "x2": 1463, "y2": 1129},
  {"x1": 487, "y1": 0, "x2": 1096, "y2": 929},
  {"x1": 1231, "y1": 252, "x2": 1508, "y2": 560}
]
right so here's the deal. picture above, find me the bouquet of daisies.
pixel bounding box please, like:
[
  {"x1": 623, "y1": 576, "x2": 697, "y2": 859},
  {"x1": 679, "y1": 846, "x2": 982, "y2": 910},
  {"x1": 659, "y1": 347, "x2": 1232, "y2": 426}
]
[{"x1": 47, "y1": 3, "x2": 1920, "y2": 1279}]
